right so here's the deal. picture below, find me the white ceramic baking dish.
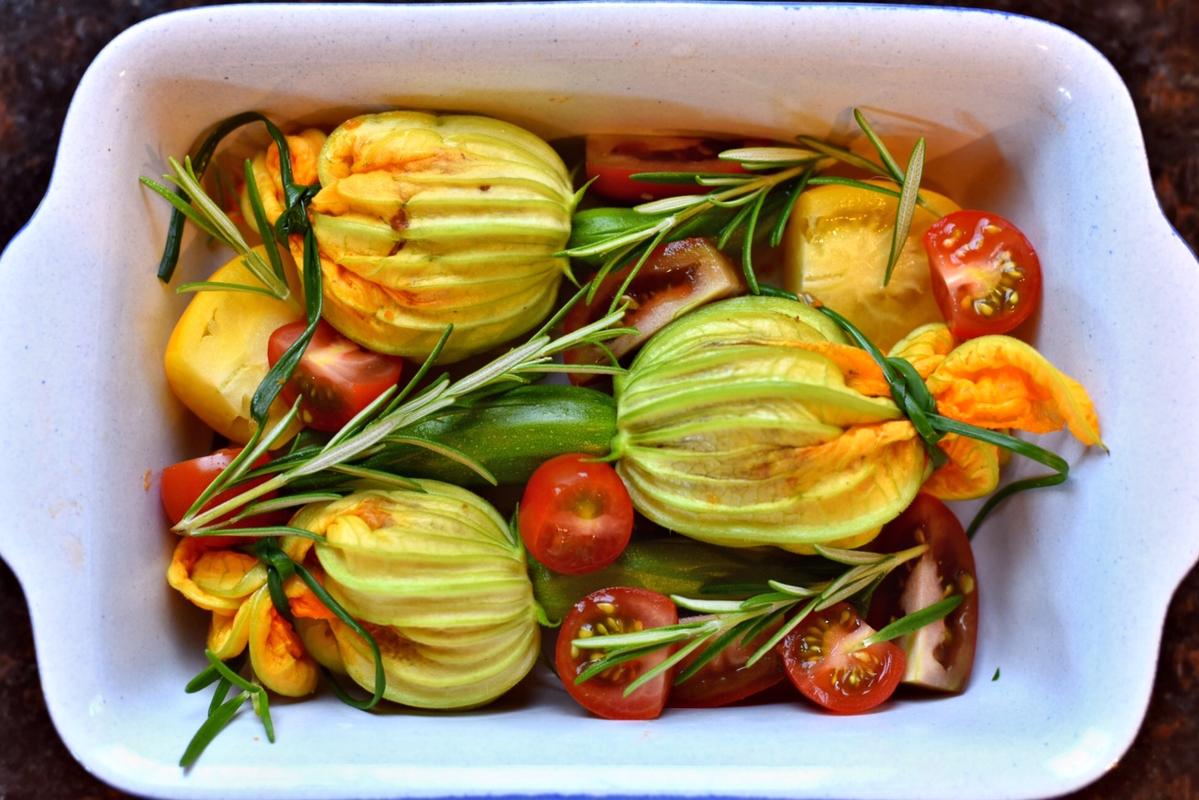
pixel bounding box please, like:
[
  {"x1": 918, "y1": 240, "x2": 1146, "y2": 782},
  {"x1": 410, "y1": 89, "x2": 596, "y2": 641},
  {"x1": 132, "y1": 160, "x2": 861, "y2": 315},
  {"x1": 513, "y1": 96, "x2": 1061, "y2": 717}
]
[{"x1": 1, "y1": 3, "x2": 1196, "y2": 798}]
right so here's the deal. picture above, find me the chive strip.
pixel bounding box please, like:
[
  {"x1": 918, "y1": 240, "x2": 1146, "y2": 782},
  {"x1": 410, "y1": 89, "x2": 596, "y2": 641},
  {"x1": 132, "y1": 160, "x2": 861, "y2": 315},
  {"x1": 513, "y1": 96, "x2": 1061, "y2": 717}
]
[
  {"x1": 740, "y1": 191, "x2": 768, "y2": 295},
  {"x1": 292, "y1": 561, "x2": 385, "y2": 710},
  {"x1": 179, "y1": 692, "x2": 248, "y2": 768},
  {"x1": 769, "y1": 166, "x2": 814, "y2": 247},
  {"x1": 243, "y1": 157, "x2": 287, "y2": 285},
  {"x1": 250, "y1": 227, "x2": 323, "y2": 424},
  {"x1": 155, "y1": 110, "x2": 268, "y2": 281}
]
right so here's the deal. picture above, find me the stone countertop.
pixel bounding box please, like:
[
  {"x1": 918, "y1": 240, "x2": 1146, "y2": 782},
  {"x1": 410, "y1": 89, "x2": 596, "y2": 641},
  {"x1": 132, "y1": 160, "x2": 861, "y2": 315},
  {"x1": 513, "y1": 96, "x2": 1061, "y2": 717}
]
[{"x1": 0, "y1": 0, "x2": 1196, "y2": 797}]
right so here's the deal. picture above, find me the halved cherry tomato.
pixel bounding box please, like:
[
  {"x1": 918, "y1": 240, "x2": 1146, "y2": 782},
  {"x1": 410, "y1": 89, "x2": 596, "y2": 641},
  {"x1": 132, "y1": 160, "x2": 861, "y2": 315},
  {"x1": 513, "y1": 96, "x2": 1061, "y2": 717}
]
[
  {"x1": 867, "y1": 494, "x2": 978, "y2": 692},
  {"x1": 669, "y1": 616, "x2": 785, "y2": 708},
  {"x1": 267, "y1": 320, "x2": 404, "y2": 433},
  {"x1": 160, "y1": 447, "x2": 286, "y2": 530},
  {"x1": 779, "y1": 602, "x2": 905, "y2": 714},
  {"x1": 519, "y1": 454, "x2": 634, "y2": 575},
  {"x1": 585, "y1": 135, "x2": 756, "y2": 203},
  {"x1": 555, "y1": 586, "x2": 678, "y2": 719},
  {"x1": 563, "y1": 237, "x2": 743, "y2": 383},
  {"x1": 924, "y1": 209, "x2": 1042, "y2": 339}
]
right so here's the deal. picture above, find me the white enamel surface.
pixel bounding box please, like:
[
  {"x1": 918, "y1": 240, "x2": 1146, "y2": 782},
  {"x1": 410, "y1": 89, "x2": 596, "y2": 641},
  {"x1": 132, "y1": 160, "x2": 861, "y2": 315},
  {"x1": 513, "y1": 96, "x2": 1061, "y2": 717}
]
[{"x1": 0, "y1": 3, "x2": 1196, "y2": 799}]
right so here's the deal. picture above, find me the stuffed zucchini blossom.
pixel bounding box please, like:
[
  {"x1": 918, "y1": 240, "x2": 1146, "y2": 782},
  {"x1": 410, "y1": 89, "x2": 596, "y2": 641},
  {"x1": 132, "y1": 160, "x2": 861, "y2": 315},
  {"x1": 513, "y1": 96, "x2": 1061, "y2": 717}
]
[{"x1": 612, "y1": 296, "x2": 1101, "y2": 551}]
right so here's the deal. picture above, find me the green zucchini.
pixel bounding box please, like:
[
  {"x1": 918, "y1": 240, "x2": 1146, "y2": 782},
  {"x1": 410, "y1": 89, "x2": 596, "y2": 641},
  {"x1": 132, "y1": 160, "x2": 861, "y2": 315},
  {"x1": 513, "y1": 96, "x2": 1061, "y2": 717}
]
[
  {"x1": 361, "y1": 383, "x2": 617, "y2": 487},
  {"x1": 529, "y1": 537, "x2": 841, "y2": 623}
]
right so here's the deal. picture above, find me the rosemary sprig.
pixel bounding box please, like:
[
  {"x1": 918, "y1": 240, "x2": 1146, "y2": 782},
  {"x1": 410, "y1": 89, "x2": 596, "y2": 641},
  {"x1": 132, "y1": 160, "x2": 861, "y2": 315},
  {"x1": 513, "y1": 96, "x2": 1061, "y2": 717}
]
[
  {"x1": 175, "y1": 292, "x2": 631, "y2": 533},
  {"x1": 147, "y1": 111, "x2": 314, "y2": 283},
  {"x1": 140, "y1": 155, "x2": 290, "y2": 300},
  {"x1": 563, "y1": 108, "x2": 932, "y2": 299},
  {"x1": 573, "y1": 543, "x2": 937, "y2": 695}
]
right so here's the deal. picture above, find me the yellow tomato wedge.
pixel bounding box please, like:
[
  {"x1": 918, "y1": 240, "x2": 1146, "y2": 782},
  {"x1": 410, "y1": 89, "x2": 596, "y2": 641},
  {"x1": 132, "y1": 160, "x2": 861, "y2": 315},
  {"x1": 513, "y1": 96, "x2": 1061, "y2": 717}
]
[
  {"x1": 163, "y1": 250, "x2": 303, "y2": 444},
  {"x1": 783, "y1": 180, "x2": 960, "y2": 351}
]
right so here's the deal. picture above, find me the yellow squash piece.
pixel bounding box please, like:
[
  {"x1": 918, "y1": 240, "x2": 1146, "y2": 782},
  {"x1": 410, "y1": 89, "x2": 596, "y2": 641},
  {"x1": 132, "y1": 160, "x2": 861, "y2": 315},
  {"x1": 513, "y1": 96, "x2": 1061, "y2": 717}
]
[
  {"x1": 783, "y1": 180, "x2": 960, "y2": 351},
  {"x1": 163, "y1": 250, "x2": 303, "y2": 444}
]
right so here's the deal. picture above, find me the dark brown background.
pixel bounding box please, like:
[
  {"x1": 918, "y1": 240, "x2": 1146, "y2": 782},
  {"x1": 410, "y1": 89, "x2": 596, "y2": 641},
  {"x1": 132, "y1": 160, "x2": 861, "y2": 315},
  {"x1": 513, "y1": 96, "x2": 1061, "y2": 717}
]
[{"x1": 1, "y1": 1, "x2": 1196, "y2": 798}]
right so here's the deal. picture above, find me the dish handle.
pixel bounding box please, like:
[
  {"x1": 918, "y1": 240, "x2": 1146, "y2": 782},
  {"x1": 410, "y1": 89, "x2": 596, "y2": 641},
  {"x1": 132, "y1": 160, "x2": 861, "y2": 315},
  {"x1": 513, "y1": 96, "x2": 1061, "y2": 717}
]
[{"x1": 0, "y1": 207, "x2": 90, "y2": 588}]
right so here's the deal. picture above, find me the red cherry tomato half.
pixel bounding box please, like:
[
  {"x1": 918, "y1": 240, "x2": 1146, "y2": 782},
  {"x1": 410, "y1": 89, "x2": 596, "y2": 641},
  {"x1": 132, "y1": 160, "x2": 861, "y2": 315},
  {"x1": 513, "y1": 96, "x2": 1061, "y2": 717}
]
[
  {"x1": 585, "y1": 135, "x2": 758, "y2": 203},
  {"x1": 563, "y1": 237, "x2": 743, "y2": 383},
  {"x1": 779, "y1": 602, "x2": 905, "y2": 714},
  {"x1": 267, "y1": 320, "x2": 404, "y2": 433},
  {"x1": 866, "y1": 494, "x2": 979, "y2": 693},
  {"x1": 924, "y1": 209, "x2": 1043, "y2": 339},
  {"x1": 519, "y1": 454, "x2": 634, "y2": 575},
  {"x1": 555, "y1": 586, "x2": 678, "y2": 719},
  {"x1": 160, "y1": 447, "x2": 286, "y2": 530},
  {"x1": 669, "y1": 616, "x2": 786, "y2": 708}
]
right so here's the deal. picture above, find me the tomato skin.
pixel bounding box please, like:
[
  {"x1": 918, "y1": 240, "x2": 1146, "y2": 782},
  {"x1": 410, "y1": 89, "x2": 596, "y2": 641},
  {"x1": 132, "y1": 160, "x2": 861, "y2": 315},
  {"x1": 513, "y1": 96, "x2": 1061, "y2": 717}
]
[
  {"x1": 563, "y1": 237, "x2": 743, "y2": 383},
  {"x1": 520, "y1": 454, "x2": 634, "y2": 575},
  {"x1": 585, "y1": 135, "x2": 754, "y2": 203},
  {"x1": 555, "y1": 587, "x2": 678, "y2": 719},
  {"x1": 668, "y1": 616, "x2": 785, "y2": 708},
  {"x1": 924, "y1": 210, "x2": 1042, "y2": 339},
  {"x1": 267, "y1": 320, "x2": 404, "y2": 433},
  {"x1": 160, "y1": 447, "x2": 286, "y2": 530},
  {"x1": 867, "y1": 494, "x2": 979, "y2": 693},
  {"x1": 779, "y1": 602, "x2": 905, "y2": 714}
]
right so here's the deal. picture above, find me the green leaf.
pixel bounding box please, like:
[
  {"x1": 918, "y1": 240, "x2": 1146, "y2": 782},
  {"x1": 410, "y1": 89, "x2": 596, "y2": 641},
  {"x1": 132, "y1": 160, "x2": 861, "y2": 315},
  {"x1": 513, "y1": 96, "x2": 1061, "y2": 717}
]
[
  {"x1": 174, "y1": 279, "x2": 280, "y2": 297},
  {"x1": 719, "y1": 146, "x2": 819, "y2": 165},
  {"x1": 626, "y1": 171, "x2": 706, "y2": 184},
  {"x1": 293, "y1": 561, "x2": 385, "y2": 710},
  {"x1": 853, "y1": 108, "x2": 906, "y2": 183},
  {"x1": 860, "y1": 596, "x2": 963, "y2": 649},
  {"x1": 634, "y1": 195, "x2": 710, "y2": 214},
  {"x1": 573, "y1": 619, "x2": 717, "y2": 651},
  {"x1": 382, "y1": 327, "x2": 452, "y2": 415},
  {"x1": 243, "y1": 157, "x2": 287, "y2": 286},
  {"x1": 250, "y1": 227, "x2": 323, "y2": 424},
  {"x1": 765, "y1": 579, "x2": 820, "y2": 598},
  {"x1": 815, "y1": 572, "x2": 881, "y2": 610},
  {"x1": 813, "y1": 545, "x2": 885, "y2": 566},
  {"x1": 623, "y1": 633, "x2": 713, "y2": 696},
  {"x1": 674, "y1": 619, "x2": 756, "y2": 685},
  {"x1": 179, "y1": 691, "x2": 248, "y2": 768},
  {"x1": 574, "y1": 643, "x2": 664, "y2": 684},
  {"x1": 747, "y1": 597, "x2": 818, "y2": 667},
  {"x1": 607, "y1": 227, "x2": 668, "y2": 315},
  {"x1": 249, "y1": 683, "x2": 276, "y2": 744},
  {"x1": 382, "y1": 435, "x2": 498, "y2": 486},
  {"x1": 768, "y1": 166, "x2": 814, "y2": 248},
  {"x1": 795, "y1": 135, "x2": 886, "y2": 175},
  {"x1": 992, "y1": 667, "x2": 1001, "y2": 681},
  {"x1": 740, "y1": 190, "x2": 767, "y2": 295},
  {"x1": 929, "y1": 414, "x2": 1069, "y2": 538},
  {"x1": 184, "y1": 664, "x2": 220, "y2": 694},
  {"x1": 207, "y1": 676, "x2": 233, "y2": 716},
  {"x1": 883, "y1": 137, "x2": 925, "y2": 287},
  {"x1": 189, "y1": 525, "x2": 326, "y2": 543}
]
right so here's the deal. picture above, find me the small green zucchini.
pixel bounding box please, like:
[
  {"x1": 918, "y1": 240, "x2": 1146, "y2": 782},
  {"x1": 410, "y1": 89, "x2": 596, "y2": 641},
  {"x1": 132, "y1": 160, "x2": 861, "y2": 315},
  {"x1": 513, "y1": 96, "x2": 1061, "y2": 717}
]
[{"x1": 361, "y1": 383, "x2": 617, "y2": 487}]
